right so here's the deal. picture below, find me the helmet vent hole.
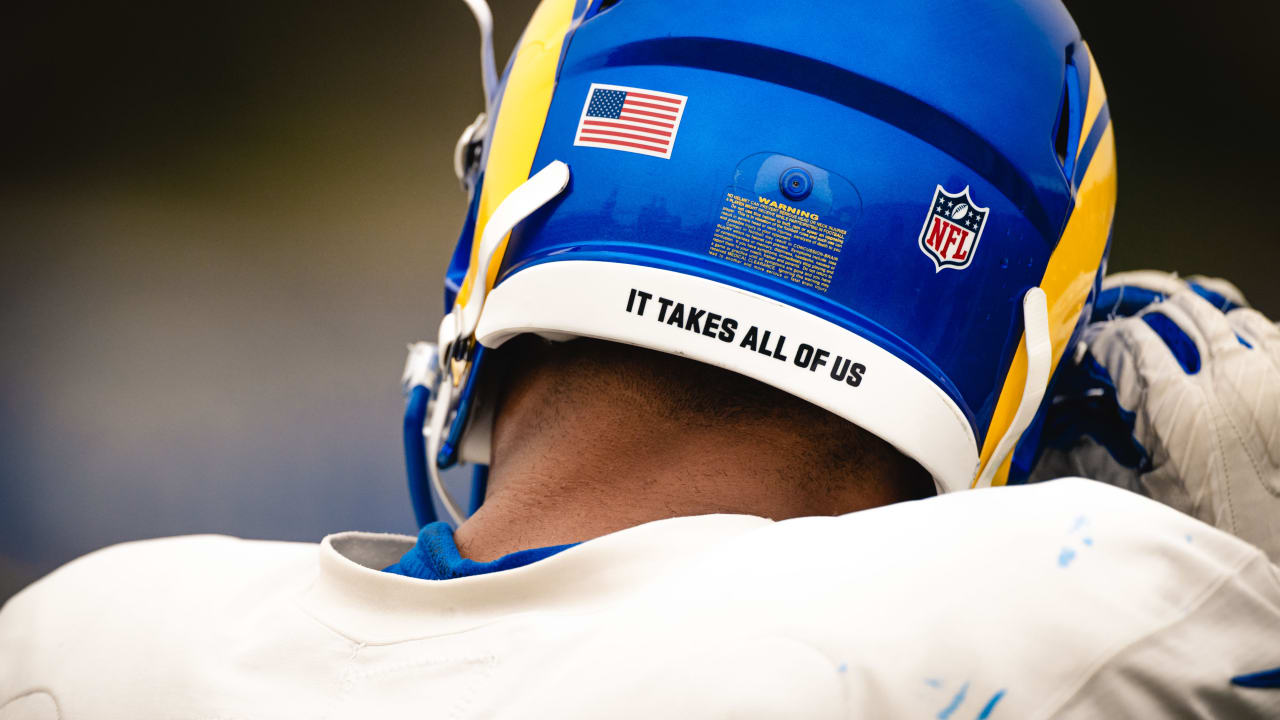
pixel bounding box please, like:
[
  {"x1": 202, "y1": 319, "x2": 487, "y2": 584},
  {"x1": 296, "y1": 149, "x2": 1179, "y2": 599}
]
[
  {"x1": 1054, "y1": 85, "x2": 1071, "y2": 169},
  {"x1": 1053, "y1": 46, "x2": 1085, "y2": 185},
  {"x1": 586, "y1": 0, "x2": 619, "y2": 18}
]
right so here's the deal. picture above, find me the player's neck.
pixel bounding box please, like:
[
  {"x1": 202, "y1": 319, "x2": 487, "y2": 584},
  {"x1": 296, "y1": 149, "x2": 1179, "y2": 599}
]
[
  {"x1": 452, "y1": 355, "x2": 910, "y2": 562},
  {"x1": 456, "y1": 427, "x2": 875, "y2": 562}
]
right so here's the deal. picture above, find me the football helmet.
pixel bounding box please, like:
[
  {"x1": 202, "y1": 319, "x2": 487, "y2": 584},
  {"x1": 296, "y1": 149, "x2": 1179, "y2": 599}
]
[{"x1": 404, "y1": 0, "x2": 1117, "y2": 525}]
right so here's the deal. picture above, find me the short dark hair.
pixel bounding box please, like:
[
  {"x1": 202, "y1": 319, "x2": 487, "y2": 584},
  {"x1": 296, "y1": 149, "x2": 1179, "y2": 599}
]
[{"x1": 491, "y1": 335, "x2": 935, "y2": 504}]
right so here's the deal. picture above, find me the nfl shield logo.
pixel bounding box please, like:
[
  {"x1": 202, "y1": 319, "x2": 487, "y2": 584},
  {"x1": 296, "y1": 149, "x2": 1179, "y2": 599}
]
[{"x1": 916, "y1": 185, "x2": 989, "y2": 272}]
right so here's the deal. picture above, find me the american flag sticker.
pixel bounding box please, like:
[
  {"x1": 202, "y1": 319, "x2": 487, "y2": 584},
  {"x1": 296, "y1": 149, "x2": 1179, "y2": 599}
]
[{"x1": 573, "y1": 83, "x2": 688, "y2": 159}]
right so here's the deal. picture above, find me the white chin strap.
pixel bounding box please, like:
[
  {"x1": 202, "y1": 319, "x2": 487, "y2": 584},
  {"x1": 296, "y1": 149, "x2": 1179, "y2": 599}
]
[
  {"x1": 454, "y1": 161, "x2": 571, "y2": 340},
  {"x1": 973, "y1": 286, "x2": 1052, "y2": 488},
  {"x1": 426, "y1": 379, "x2": 464, "y2": 524},
  {"x1": 427, "y1": 160, "x2": 573, "y2": 525},
  {"x1": 459, "y1": 0, "x2": 499, "y2": 118},
  {"x1": 453, "y1": 0, "x2": 498, "y2": 192}
]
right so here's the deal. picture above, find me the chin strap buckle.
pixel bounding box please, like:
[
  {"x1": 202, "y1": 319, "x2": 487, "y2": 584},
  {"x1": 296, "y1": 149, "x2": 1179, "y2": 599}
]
[
  {"x1": 453, "y1": 113, "x2": 488, "y2": 193},
  {"x1": 449, "y1": 336, "x2": 475, "y2": 389}
]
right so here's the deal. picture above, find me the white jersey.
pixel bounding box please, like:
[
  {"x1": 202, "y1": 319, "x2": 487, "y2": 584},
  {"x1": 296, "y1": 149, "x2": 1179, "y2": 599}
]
[{"x1": 2, "y1": 479, "x2": 1278, "y2": 719}]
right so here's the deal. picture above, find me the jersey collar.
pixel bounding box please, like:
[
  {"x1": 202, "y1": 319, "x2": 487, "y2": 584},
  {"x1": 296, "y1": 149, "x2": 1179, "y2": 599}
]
[{"x1": 300, "y1": 514, "x2": 772, "y2": 642}]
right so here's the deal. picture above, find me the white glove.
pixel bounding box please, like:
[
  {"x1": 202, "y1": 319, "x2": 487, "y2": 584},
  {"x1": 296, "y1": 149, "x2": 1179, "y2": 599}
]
[{"x1": 1033, "y1": 272, "x2": 1280, "y2": 560}]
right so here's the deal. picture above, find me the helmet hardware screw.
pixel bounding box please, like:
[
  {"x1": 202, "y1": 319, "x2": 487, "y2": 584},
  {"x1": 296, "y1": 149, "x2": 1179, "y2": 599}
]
[{"x1": 780, "y1": 167, "x2": 813, "y2": 201}]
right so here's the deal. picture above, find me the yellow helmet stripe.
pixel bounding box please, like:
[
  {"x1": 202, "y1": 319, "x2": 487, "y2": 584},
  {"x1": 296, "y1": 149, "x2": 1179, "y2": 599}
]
[
  {"x1": 1077, "y1": 43, "x2": 1107, "y2": 165},
  {"x1": 973, "y1": 49, "x2": 1117, "y2": 487},
  {"x1": 453, "y1": 0, "x2": 578, "y2": 314}
]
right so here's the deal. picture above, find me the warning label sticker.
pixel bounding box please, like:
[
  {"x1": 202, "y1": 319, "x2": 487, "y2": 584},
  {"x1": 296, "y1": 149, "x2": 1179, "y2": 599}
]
[{"x1": 708, "y1": 192, "x2": 848, "y2": 293}]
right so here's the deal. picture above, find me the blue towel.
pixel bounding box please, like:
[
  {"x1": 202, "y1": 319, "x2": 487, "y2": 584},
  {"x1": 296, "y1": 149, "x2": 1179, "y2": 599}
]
[{"x1": 383, "y1": 522, "x2": 578, "y2": 580}]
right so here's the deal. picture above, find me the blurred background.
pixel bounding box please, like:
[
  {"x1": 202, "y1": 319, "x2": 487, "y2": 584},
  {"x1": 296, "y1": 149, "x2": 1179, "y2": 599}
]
[{"x1": 2, "y1": 1, "x2": 1276, "y2": 603}]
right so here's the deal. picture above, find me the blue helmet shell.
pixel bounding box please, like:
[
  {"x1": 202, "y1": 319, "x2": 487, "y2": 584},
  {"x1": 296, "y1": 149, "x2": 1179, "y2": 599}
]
[{"x1": 428, "y1": 0, "x2": 1116, "y2": 524}]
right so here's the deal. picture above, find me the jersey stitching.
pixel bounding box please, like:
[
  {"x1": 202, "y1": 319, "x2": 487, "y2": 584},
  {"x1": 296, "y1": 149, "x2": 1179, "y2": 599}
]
[
  {"x1": 451, "y1": 656, "x2": 496, "y2": 720},
  {"x1": 1034, "y1": 548, "x2": 1264, "y2": 719},
  {"x1": 0, "y1": 688, "x2": 63, "y2": 720},
  {"x1": 291, "y1": 576, "x2": 625, "y2": 647},
  {"x1": 291, "y1": 591, "x2": 371, "y2": 645},
  {"x1": 325, "y1": 650, "x2": 497, "y2": 719},
  {"x1": 321, "y1": 641, "x2": 366, "y2": 720},
  {"x1": 340, "y1": 654, "x2": 497, "y2": 682}
]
